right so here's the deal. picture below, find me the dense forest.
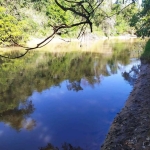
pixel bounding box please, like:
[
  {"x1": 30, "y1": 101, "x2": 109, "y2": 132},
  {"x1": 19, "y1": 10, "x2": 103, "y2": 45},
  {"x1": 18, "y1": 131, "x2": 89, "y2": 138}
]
[{"x1": 0, "y1": 0, "x2": 150, "y2": 46}]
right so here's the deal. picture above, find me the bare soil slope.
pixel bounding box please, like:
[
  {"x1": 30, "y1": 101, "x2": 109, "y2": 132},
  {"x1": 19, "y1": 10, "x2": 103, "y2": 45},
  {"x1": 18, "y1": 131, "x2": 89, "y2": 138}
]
[{"x1": 101, "y1": 62, "x2": 150, "y2": 150}]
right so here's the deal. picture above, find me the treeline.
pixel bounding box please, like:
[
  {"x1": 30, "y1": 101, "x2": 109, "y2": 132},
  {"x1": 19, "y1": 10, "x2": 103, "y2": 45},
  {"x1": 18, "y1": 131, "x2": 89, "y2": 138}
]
[{"x1": 0, "y1": 0, "x2": 149, "y2": 45}]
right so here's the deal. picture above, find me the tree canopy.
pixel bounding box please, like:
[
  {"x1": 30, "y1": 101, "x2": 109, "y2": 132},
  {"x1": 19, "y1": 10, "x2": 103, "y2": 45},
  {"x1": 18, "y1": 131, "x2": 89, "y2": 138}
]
[
  {"x1": 130, "y1": 0, "x2": 150, "y2": 37},
  {"x1": 0, "y1": 0, "x2": 150, "y2": 55}
]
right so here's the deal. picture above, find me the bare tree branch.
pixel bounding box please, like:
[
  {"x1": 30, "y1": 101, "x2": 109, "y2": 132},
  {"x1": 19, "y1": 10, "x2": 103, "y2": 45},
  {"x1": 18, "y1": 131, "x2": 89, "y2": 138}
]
[{"x1": 0, "y1": 50, "x2": 29, "y2": 59}]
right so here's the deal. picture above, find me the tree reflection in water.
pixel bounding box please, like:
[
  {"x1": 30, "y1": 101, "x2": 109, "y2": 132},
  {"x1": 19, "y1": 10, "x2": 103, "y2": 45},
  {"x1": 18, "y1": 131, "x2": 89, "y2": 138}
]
[
  {"x1": 0, "y1": 42, "x2": 142, "y2": 130},
  {"x1": 0, "y1": 100, "x2": 36, "y2": 131},
  {"x1": 67, "y1": 80, "x2": 83, "y2": 92},
  {"x1": 122, "y1": 64, "x2": 141, "y2": 85},
  {"x1": 39, "y1": 142, "x2": 82, "y2": 150}
]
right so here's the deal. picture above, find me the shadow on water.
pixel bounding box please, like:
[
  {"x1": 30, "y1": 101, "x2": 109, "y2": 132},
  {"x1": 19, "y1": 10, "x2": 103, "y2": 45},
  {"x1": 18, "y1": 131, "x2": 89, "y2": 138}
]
[{"x1": 0, "y1": 39, "x2": 145, "y2": 149}]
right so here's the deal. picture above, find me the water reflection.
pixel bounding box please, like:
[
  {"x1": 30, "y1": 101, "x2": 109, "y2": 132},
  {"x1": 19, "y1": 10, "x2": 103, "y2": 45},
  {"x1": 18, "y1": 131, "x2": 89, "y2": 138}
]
[
  {"x1": 39, "y1": 143, "x2": 82, "y2": 150},
  {"x1": 0, "y1": 100, "x2": 35, "y2": 131},
  {"x1": 0, "y1": 40, "x2": 144, "y2": 150},
  {"x1": 122, "y1": 64, "x2": 141, "y2": 85},
  {"x1": 67, "y1": 80, "x2": 83, "y2": 92}
]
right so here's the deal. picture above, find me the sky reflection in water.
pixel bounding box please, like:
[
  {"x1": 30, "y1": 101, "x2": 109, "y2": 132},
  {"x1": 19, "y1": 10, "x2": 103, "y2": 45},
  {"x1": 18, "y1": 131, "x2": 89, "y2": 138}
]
[{"x1": 0, "y1": 40, "x2": 142, "y2": 150}]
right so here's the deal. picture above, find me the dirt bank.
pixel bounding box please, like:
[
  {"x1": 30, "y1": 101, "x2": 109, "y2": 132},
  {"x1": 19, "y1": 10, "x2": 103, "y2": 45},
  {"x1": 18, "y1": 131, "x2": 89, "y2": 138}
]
[{"x1": 101, "y1": 62, "x2": 150, "y2": 150}]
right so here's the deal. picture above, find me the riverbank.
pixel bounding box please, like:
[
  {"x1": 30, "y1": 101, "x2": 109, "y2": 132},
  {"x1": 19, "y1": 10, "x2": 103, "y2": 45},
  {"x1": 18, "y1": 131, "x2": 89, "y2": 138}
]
[
  {"x1": 25, "y1": 34, "x2": 139, "y2": 53},
  {"x1": 0, "y1": 33, "x2": 138, "y2": 52},
  {"x1": 101, "y1": 61, "x2": 150, "y2": 150},
  {"x1": 27, "y1": 34, "x2": 137, "y2": 47}
]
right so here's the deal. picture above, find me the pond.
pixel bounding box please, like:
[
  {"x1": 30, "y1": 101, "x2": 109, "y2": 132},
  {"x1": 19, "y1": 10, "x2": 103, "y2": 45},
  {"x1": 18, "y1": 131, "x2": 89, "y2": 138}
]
[{"x1": 0, "y1": 39, "x2": 144, "y2": 150}]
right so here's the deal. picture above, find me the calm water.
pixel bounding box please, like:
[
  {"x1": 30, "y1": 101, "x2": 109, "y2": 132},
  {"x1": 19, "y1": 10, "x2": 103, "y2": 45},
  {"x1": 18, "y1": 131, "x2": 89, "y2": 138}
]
[{"x1": 0, "y1": 40, "x2": 143, "y2": 150}]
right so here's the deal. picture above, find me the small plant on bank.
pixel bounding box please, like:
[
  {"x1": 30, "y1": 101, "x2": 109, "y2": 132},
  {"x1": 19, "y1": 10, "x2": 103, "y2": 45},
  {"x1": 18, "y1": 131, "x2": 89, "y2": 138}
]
[{"x1": 141, "y1": 39, "x2": 150, "y2": 62}]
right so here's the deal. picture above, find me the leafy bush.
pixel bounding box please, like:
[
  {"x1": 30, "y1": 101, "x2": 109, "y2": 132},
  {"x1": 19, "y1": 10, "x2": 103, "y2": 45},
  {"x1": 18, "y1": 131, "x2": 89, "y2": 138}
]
[{"x1": 0, "y1": 6, "x2": 29, "y2": 46}]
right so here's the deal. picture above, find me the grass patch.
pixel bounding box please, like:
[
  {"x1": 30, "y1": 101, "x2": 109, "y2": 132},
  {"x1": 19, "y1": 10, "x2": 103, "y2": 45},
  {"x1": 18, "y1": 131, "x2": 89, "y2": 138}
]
[{"x1": 141, "y1": 39, "x2": 150, "y2": 62}]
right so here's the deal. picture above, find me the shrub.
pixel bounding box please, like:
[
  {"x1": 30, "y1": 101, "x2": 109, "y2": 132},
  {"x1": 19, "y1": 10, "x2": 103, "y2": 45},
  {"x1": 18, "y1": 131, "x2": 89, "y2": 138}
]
[{"x1": 0, "y1": 6, "x2": 29, "y2": 46}]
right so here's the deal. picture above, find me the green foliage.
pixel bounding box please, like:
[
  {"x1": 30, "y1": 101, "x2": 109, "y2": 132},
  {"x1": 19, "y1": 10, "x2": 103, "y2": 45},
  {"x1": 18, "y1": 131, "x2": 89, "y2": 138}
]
[
  {"x1": 93, "y1": 3, "x2": 139, "y2": 36},
  {"x1": 130, "y1": 0, "x2": 150, "y2": 37},
  {"x1": 114, "y1": 4, "x2": 138, "y2": 35},
  {"x1": 0, "y1": 6, "x2": 29, "y2": 45},
  {"x1": 46, "y1": 3, "x2": 72, "y2": 25},
  {"x1": 141, "y1": 39, "x2": 150, "y2": 61},
  {"x1": 115, "y1": 14, "x2": 129, "y2": 35},
  {"x1": 0, "y1": 0, "x2": 149, "y2": 45}
]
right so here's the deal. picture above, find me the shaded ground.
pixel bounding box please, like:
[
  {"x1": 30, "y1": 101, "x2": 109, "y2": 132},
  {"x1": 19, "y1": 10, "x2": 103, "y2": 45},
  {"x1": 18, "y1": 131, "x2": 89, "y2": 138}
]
[{"x1": 101, "y1": 62, "x2": 150, "y2": 150}]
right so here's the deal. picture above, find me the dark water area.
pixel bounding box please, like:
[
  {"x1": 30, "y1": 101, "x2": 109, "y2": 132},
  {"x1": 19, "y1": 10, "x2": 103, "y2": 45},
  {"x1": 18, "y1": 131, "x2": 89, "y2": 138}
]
[{"x1": 0, "y1": 40, "x2": 143, "y2": 150}]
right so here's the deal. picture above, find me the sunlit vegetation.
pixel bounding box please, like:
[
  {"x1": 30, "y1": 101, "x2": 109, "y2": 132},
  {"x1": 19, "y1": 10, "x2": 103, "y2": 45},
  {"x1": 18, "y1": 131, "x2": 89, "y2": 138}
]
[
  {"x1": 141, "y1": 39, "x2": 150, "y2": 61},
  {"x1": 0, "y1": 0, "x2": 146, "y2": 46},
  {"x1": 0, "y1": 6, "x2": 29, "y2": 45},
  {"x1": 130, "y1": 0, "x2": 150, "y2": 37}
]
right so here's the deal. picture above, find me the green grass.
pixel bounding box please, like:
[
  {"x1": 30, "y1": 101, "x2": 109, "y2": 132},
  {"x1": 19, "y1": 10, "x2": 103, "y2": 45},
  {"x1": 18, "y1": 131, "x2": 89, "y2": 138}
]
[{"x1": 141, "y1": 39, "x2": 150, "y2": 62}]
